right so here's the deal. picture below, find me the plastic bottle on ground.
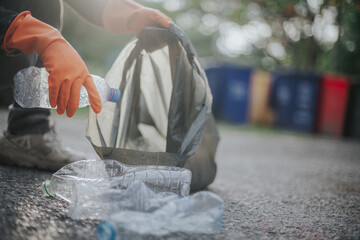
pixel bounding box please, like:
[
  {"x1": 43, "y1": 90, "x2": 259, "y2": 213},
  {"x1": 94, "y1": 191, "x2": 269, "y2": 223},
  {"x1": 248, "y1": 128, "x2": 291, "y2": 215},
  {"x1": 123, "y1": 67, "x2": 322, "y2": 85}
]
[
  {"x1": 14, "y1": 66, "x2": 121, "y2": 108},
  {"x1": 97, "y1": 191, "x2": 225, "y2": 239},
  {"x1": 68, "y1": 181, "x2": 181, "y2": 220},
  {"x1": 41, "y1": 159, "x2": 192, "y2": 202}
]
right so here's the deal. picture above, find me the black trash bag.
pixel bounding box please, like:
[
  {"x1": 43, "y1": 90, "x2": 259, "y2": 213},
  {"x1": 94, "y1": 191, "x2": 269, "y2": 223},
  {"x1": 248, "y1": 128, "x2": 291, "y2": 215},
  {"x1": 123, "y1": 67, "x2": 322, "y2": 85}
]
[{"x1": 86, "y1": 24, "x2": 219, "y2": 191}]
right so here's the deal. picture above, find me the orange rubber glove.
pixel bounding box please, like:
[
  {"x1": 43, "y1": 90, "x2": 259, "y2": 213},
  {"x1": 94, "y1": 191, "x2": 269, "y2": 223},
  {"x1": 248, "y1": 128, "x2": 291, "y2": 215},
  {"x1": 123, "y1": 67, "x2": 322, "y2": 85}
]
[
  {"x1": 102, "y1": 0, "x2": 172, "y2": 34},
  {"x1": 1, "y1": 11, "x2": 102, "y2": 117}
]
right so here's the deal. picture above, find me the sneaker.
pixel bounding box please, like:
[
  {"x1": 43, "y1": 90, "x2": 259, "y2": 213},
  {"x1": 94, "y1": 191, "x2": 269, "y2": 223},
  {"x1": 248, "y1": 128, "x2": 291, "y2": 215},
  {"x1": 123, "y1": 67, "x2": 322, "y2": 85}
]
[{"x1": 0, "y1": 127, "x2": 87, "y2": 171}]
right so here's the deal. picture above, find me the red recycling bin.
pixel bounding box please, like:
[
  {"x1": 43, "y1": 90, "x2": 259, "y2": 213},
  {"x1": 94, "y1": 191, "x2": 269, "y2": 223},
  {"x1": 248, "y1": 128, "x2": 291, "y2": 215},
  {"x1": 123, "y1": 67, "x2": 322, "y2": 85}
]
[{"x1": 317, "y1": 73, "x2": 350, "y2": 137}]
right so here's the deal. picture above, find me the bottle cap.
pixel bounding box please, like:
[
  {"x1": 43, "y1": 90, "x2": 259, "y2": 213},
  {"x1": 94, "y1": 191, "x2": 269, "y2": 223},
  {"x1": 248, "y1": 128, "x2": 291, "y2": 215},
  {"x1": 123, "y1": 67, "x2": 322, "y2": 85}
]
[
  {"x1": 97, "y1": 221, "x2": 116, "y2": 240},
  {"x1": 108, "y1": 89, "x2": 121, "y2": 103},
  {"x1": 41, "y1": 180, "x2": 54, "y2": 197}
]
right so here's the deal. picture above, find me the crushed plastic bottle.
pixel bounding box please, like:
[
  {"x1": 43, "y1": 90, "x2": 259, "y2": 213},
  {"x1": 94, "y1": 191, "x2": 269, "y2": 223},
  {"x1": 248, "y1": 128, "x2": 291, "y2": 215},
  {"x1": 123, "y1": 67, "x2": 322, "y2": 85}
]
[
  {"x1": 68, "y1": 181, "x2": 181, "y2": 220},
  {"x1": 97, "y1": 191, "x2": 224, "y2": 239},
  {"x1": 14, "y1": 66, "x2": 121, "y2": 108},
  {"x1": 41, "y1": 160, "x2": 224, "y2": 238},
  {"x1": 41, "y1": 159, "x2": 192, "y2": 202}
]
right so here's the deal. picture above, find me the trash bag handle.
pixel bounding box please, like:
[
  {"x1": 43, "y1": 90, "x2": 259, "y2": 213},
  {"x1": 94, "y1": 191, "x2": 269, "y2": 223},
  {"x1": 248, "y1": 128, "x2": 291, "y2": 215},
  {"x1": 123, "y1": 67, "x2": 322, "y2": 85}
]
[
  {"x1": 119, "y1": 23, "x2": 205, "y2": 93},
  {"x1": 136, "y1": 23, "x2": 197, "y2": 66},
  {"x1": 167, "y1": 23, "x2": 197, "y2": 64}
]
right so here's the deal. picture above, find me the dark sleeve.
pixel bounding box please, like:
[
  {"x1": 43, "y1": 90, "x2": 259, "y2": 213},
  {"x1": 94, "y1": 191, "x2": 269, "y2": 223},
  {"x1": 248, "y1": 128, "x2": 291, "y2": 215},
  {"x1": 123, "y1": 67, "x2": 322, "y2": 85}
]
[
  {"x1": 63, "y1": 0, "x2": 108, "y2": 27},
  {"x1": 0, "y1": 7, "x2": 19, "y2": 46}
]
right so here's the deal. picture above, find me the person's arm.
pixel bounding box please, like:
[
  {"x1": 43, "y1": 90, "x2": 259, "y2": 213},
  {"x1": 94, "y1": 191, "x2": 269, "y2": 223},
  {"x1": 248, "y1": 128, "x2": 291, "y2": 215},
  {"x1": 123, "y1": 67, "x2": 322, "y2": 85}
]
[
  {"x1": 102, "y1": 0, "x2": 172, "y2": 34},
  {"x1": 1, "y1": 11, "x2": 102, "y2": 117},
  {"x1": 64, "y1": 0, "x2": 172, "y2": 34},
  {"x1": 63, "y1": 0, "x2": 107, "y2": 28}
]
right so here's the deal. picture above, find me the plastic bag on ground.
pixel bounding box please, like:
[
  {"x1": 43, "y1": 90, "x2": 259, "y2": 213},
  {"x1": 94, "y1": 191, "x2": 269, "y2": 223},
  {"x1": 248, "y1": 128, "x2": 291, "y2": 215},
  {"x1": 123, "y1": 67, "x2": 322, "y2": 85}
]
[
  {"x1": 68, "y1": 181, "x2": 180, "y2": 220},
  {"x1": 96, "y1": 188, "x2": 224, "y2": 239},
  {"x1": 86, "y1": 24, "x2": 219, "y2": 191}
]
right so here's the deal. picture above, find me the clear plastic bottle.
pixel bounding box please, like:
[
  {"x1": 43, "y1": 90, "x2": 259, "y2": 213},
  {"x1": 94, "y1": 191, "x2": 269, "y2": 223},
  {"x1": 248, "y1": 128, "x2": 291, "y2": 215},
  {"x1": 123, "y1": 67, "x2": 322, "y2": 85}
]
[
  {"x1": 41, "y1": 159, "x2": 192, "y2": 202},
  {"x1": 97, "y1": 191, "x2": 224, "y2": 239},
  {"x1": 14, "y1": 66, "x2": 121, "y2": 108},
  {"x1": 68, "y1": 181, "x2": 181, "y2": 220}
]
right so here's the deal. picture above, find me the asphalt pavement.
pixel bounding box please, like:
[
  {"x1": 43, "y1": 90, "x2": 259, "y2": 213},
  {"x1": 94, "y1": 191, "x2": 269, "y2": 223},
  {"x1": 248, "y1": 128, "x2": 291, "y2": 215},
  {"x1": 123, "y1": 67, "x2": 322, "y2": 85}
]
[{"x1": 0, "y1": 108, "x2": 359, "y2": 240}]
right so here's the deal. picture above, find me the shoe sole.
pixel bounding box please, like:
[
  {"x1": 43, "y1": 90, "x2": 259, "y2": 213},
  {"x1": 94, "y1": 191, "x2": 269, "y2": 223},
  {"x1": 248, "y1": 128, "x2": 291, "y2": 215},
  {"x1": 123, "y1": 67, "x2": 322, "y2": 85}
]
[{"x1": 0, "y1": 139, "x2": 59, "y2": 171}]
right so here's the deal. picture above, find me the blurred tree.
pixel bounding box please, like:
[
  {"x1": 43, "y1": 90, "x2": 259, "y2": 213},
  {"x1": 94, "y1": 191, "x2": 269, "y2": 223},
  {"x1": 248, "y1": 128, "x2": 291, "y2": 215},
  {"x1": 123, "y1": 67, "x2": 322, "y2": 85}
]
[
  {"x1": 138, "y1": 0, "x2": 359, "y2": 73},
  {"x1": 331, "y1": 1, "x2": 360, "y2": 75},
  {"x1": 61, "y1": 0, "x2": 360, "y2": 75}
]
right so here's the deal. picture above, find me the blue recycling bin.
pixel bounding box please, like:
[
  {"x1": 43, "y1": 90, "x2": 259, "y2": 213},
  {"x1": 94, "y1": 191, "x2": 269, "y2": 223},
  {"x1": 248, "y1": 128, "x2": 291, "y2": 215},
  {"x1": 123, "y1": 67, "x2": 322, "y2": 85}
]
[
  {"x1": 270, "y1": 71, "x2": 320, "y2": 132},
  {"x1": 205, "y1": 67, "x2": 226, "y2": 118},
  {"x1": 221, "y1": 66, "x2": 252, "y2": 123},
  {"x1": 206, "y1": 64, "x2": 252, "y2": 123}
]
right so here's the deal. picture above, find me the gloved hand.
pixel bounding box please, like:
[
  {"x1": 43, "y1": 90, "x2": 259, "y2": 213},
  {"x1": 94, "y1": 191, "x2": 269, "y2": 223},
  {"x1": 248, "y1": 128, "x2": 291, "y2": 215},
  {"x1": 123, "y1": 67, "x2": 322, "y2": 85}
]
[
  {"x1": 1, "y1": 11, "x2": 102, "y2": 117},
  {"x1": 102, "y1": 0, "x2": 172, "y2": 34}
]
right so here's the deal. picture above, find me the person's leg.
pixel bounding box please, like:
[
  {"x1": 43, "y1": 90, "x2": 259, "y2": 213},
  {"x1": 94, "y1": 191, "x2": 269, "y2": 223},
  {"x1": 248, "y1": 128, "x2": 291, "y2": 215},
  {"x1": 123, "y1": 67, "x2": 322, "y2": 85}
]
[
  {"x1": 0, "y1": 52, "x2": 51, "y2": 135},
  {"x1": 0, "y1": 0, "x2": 85, "y2": 171}
]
